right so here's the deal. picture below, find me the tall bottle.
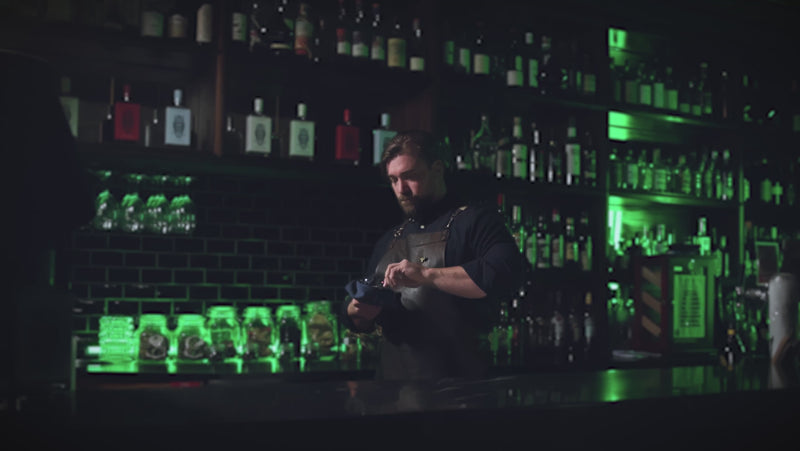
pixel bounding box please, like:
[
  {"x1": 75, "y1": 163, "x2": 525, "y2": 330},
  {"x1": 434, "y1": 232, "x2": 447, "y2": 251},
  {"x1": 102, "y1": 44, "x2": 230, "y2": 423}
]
[
  {"x1": 505, "y1": 29, "x2": 523, "y2": 87},
  {"x1": 408, "y1": 17, "x2": 425, "y2": 72},
  {"x1": 510, "y1": 116, "x2": 528, "y2": 180},
  {"x1": 351, "y1": 0, "x2": 369, "y2": 59},
  {"x1": 113, "y1": 83, "x2": 141, "y2": 142},
  {"x1": 267, "y1": 0, "x2": 293, "y2": 55},
  {"x1": 537, "y1": 35, "x2": 553, "y2": 95},
  {"x1": 535, "y1": 211, "x2": 551, "y2": 269},
  {"x1": 470, "y1": 114, "x2": 496, "y2": 174},
  {"x1": 386, "y1": 14, "x2": 406, "y2": 69},
  {"x1": 472, "y1": 21, "x2": 491, "y2": 77},
  {"x1": 372, "y1": 113, "x2": 396, "y2": 165},
  {"x1": 564, "y1": 116, "x2": 581, "y2": 187},
  {"x1": 195, "y1": 2, "x2": 213, "y2": 44},
  {"x1": 335, "y1": 0, "x2": 352, "y2": 58},
  {"x1": 577, "y1": 211, "x2": 592, "y2": 271},
  {"x1": 529, "y1": 122, "x2": 545, "y2": 183},
  {"x1": 335, "y1": 108, "x2": 360, "y2": 165},
  {"x1": 245, "y1": 97, "x2": 273, "y2": 155},
  {"x1": 163, "y1": 88, "x2": 192, "y2": 147},
  {"x1": 523, "y1": 31, "x2": 539, "y2": 90},
  {"x1": 454, "y1": 18, "x2": 471, "y2": 74},
  {"x1": 289, "y1": 102, "x2": 315, "y2": 159},
  {"x1": 294, "y1": 2, "x2": 313, "y2": 58},
  {"x1": 550, "y1": 208, "x2": 564, "y2": 268},
  {"x1": 564, "y1": 215, "x2": 579, "y2": 269},
  {"x1": 581, "y1": 131, "x2": 597, "y2": 188},
  {"x1": 59, "y1": 76, "x2": 79, "y2": 138},
  {"x1": 230, "y1": 0, "x2": 248, "y2": 44},
  {"x1": 546, "y1": 129, "x2": 562, "y2": 184},
  {"x1": 141, "y1": 0, "x2": 165, "y2": 38},
  {"x1": 167, "y1": 0, "x2": 189, "y2": 39},
  {"x1": 369, "y1": 2, "x2": 385, "y2": 64}
]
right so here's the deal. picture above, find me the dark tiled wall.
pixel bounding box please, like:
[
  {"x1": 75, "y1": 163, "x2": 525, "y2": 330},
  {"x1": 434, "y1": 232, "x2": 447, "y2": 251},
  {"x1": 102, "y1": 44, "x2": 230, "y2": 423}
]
[{"x1": 67, "y1": 172, "x2": 401, "y2": 334}]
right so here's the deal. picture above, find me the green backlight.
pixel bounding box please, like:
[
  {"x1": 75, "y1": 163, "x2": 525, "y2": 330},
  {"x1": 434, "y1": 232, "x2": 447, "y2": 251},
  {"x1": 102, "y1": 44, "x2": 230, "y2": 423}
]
[
  {"x1": 608, "y1": 126, "x2": 631, "y2": 142},
  {"x1": 608, "y1": 28, "x2": 628, "y2": 50},
  {"x1": 601, "y1": 369, "x2": 624, "y2": 403}
]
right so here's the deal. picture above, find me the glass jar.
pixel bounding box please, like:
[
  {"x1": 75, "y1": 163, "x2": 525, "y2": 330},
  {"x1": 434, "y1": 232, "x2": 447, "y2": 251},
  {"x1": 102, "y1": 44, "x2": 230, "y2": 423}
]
[
  {"x1": 168, "y1": 195, "x2": 196, "y2": 235},
  {"x1": 93, "y1": 189, "x2": 119, "y2": 231},
  {"x1": 303, "y1": 300, "x2": 338, "y2": 362},
  {"x1": 206, "y1": 305, "x2": 241, "y2": 362},
  {"x1": 144, "y1": 194, "x2": 170, "y2": 234},
  {"x1": 119, "y1": 192, "x2": 145, "y2": 233},
  {"x1": 241, "y1": 306, "x2": 274, "y2": 360},
  {"x1": 98, "y1": 315, "x2": 134, "y2": 363},
  {"x1": 174, "y1": 314, "x2": 209, "y2": 362},
  {"x1": 135, "y1": 314, "x2": 170, "y2": 362},
  {"x1": 276, "y1": 305, "x2": 302, "y2": 362}
]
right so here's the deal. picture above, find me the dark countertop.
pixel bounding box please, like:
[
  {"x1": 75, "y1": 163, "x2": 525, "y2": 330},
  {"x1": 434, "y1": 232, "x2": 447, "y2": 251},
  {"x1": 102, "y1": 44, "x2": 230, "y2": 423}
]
[{"x1": 8, "y1": 357, "x2": 800, "y2": 450}]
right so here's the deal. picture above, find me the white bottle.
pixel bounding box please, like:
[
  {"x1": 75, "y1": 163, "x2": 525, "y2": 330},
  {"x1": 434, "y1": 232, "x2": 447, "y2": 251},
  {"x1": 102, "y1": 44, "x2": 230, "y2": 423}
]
[
  {"x1": 164, "y1": 89, "x2": 191, "y2": 147},
  {"x1": 289, "y1": 102, "x2": 315, "y2": 159},
  {"x1": 372, "y1": 113, "x2": 396, "y2": 165},
  {"x1": 245, "y1": 97, "x2": 272, "y2": 154}
]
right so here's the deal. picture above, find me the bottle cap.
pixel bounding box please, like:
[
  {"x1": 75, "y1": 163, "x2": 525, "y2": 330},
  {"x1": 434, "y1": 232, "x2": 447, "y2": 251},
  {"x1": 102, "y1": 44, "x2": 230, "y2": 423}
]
[
  {"x1": 297, "y1": 102, "x2": 307, "y2": 119},
  {"x1": 254, "y1": 97, "x2": 264, "y2": 114},
  {"x1": 123, "y1": 84, "x2": 132, "y2": 101},
  {"x1": 380, "y1": 113, "x2": 390, "y2": 127},
  {"x1": 173, "y1": 89, "x2": 183, "y2": 107}
]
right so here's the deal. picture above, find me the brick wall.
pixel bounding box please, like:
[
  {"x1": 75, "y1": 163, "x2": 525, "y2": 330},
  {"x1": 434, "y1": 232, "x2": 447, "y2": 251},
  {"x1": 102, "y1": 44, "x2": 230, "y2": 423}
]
[{"x1": 66, "y1": 169, "x2": 403, "y2": 335}]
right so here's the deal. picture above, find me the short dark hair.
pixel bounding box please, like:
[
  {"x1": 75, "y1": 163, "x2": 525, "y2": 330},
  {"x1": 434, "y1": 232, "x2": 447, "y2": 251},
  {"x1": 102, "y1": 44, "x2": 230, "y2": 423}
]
[{"x1": 379, "y1": 130, "x2": 449, "y2": 176}]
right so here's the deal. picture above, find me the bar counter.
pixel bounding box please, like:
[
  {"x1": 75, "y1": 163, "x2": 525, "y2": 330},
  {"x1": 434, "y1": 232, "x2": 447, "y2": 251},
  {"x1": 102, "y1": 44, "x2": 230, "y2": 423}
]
[{"x1": 7, "y1": 356, "x2": 800, "y2": 450}]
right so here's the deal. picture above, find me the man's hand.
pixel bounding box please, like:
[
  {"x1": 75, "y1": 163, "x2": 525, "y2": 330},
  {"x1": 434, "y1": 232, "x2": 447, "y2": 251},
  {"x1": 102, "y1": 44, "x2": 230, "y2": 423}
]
[
  {"x1": 384, "y1": 259, "x2": 429, "y2": 289},
  {"x1": 347, "y1": 298, "x2": 382, "y2": 330}
]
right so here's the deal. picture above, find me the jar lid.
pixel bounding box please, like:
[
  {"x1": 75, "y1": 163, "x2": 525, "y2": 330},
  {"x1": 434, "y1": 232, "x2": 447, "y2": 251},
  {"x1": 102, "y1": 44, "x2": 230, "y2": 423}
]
[
  {"x1": 138, "y1": 313, "x2": 168, "y2": 326},
  {"x1": 176, "y1": 313, "x2": 206, "y2": 326},
  {"x1": 207, "y1": 305, "x2": 238, "y2": 318},
  {"x1": 243, "y1": 306, "x2": 272, "y2": 318}
]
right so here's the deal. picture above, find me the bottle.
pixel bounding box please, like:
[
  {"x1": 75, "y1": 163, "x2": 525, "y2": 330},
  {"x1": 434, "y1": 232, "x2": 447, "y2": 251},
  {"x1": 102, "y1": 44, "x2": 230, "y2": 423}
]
[
  {"x1": 608, "y1": 147, "x2": 623, "y2": 190},
  {"x1": 699, "y1": 61, "x2": 713, "y2": 116},
  {"x1": 249, "y1": 1, "x2": 270, "y2": 53},
  {"x1": 652, "y1": 59, "x2": 666, "y2": 109},
  {"x1": 510, "y1": 116, "x2": 528, "y2": 180},
  {"x1": 372, "y1": 112, "x2": 396, "y2": 165},
  {"x1": 312, "y1": 15, "x2": 334, "y2": 63},
  {"x1": 369, "y1": 2, "x2": 385, "y2": 63},
  {"x1": 335, "y1": 108, "x2": 360, "y2": 164},
  {"x1": 564, "y1": 215, "x2": 578, "y2": 269},
  {"x1": 195, "y1": 2, "x2": 213, "y2": 44},
  {"x1": 144, "y1": 108, "x2": 164, "y2": 148},
  {"x1": 454, "y1": 18, "x2": 471, "y2": 74},
  {"x1": 335, "y1": 0, "x2": 352, "y2": 58},
  {"x1": 564, "y1": 116, "x2": 581, "y2": 187},
  {"x1": 721, "y1": 149, "x2": 735, "y2": 201},
  {"x1": 408, "y1": 17, "x2": 425, "y2": 72},
  {"x1": 470, "y1": 114, "x2": 496, "y2": 174},
  {"x1": 550, "y1": 208, "x2": 564, "y2": 268},
  {"x1": 351, "y1": 0, "x2": 369, "y2": 59},
  {"x1": 113, "y1": 83, "x2": 141, "y2": 142},
  {"x1": 529, "y1": 122, "x2": 545, "y2": 183},
  {"x1": 524, "y1": 212, "x2": 536, "y2": 268},
  {"x1": 303, "y1": 301, "x2": 338, "y2": 362},
  {"x1": 624, "y1": 148, "x2": 638, "y2": 190},
  {"x1": 59, "y1": 76, "x2": 79, "y2": 138},
  {"x1": 551, "y1": 291, "x2": 566, "y2": 365},
  {"x1": 639, "y1": 148, "x2": 653, "y2": 192},
  {"x1": 583, "y1": 292, "x2": 595, "y2": 362},
  {"x1": 386, "y1": 14, "x2": 406, "y2": 69},
  {"x1": 578, "y1": 211, "x2": 592, "y2": 271},
  {"x1": 538, "y1": 35, "x2": 553, "y2": 95},
  {"x1": 472, "y1": 21, "x2": 491, "y2": 77},
  {"x1": 652, "y1": 147, "x2": 669, "y2": 192},
  {"x1": 166, "y1": 0, "x2": 189, "y2": 39},
  {"x1": 546, "y1": 129, "x2": 562, "y2": 184},
  {"x1": 289, "y1": 102, "x2": 315, "y2": 159},
  {"x1": 100, "y1": 78, "x2": 115, "y2": 143},
  {"x1": 224, "y1": 114, "x2": 243, "y2": 154},
  {"x1": 164, "y1": 88, "x2": 192, "y2": 147},
  {"x1": 523, "y1": 31, "x2": 539, "y2": 89},
  {"x1": 581, "y1": 131, "x2": 597, "y2": 188},
  {"x1": 581, "y1": 53, "x2": 596, "y2": 96},
  {"x1": 491, "y1": 300, "x2": 512, "y2": 367},
  {"x1": 622, "y1": 59, "x2": 639, "y2": 104},
  {"x1": 638, "y1": 61, "x2": 653, "y2": 106},
  {"x1": 535, "y1": 212, "x2": 551, "y2": 269},
  {"x1": 140, "y1": 1, "x2": 165, "y2": 38},
  {"x1": 505, "y1": 29, "x2": 523, "y2": 87},
  {"x1": 276, "y1": 305, "x2": 302, "y2": 368},
  {"x1": 495, "y1": 121, "x2": 512, "y2": 179},
  {"x1": 267, "y1": 0, "x2": 293, "y2": 55},
  {"x1": 441, "y1": 18, "x2": 455, "y2": 68},
  {"x1": 98, "y1": 316, "x2": 135, "y2": 363},
  {"x1": 245, "y1": 97, "x2": 273, "y2": 155},
  {"x1": 665, "y1": 65, "x2": 679, "y2": 111},
  {"x1": 294, "y1": 2, "x2": 313, "y2": 58},
  {"x1": 511, "y1": 204, "x2": 526, "y2": 255},
  {"x1": 719, "y1": 326, "x2": 742, "y2": 371},
  {"x1": 230, "y1": 0, "x2": 248, "y2": 44}
]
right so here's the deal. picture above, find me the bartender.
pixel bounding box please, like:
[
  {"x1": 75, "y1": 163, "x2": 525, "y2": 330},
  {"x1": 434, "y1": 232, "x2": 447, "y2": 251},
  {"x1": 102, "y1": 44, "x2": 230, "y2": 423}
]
[{"x1": 340, "y1": 130, "x2": 525, "y2": 381}]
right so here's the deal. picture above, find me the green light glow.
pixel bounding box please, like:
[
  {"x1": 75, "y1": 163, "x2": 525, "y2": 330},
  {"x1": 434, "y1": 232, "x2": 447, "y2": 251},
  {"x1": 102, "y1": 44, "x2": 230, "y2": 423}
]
[
  {"x1": 608, "y1": 28, "x2": 628, "y2": 50},
  {"x1": 608, "y1": 126, "x2": 631, "y2": 142},
  {"x1": 87, "y1": 345, "x2": 100, "y2": 356},
  {"x1": 601, "y1": 369, "x2": 624, "y2": 402},
  {"x1": 608, "y1": 111, "x2": 633, "y2": 128}
]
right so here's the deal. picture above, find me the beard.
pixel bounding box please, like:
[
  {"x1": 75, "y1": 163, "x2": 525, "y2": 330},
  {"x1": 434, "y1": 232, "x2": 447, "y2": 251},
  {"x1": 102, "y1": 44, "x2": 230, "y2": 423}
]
[{"x1": 397, "y1": 194, "x2": 437, "y2": 220}]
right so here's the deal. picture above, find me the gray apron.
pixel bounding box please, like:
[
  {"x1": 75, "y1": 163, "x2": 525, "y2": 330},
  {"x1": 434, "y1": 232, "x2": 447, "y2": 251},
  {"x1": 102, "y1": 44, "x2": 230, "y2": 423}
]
[{"x1": 372, "y1": 206, "x2": 485, "y2": 380}]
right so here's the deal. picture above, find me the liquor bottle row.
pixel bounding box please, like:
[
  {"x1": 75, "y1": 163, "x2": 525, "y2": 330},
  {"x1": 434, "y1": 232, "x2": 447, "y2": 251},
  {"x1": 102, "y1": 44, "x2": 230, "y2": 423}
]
[
  {"x1": 441, "y1": 21, "x2": 599, "y2": 97},
  {"x1": 744, "y1": 156, "x2": 798, "y2": 207},
  {"x1": 455, "y1": 114, "x2": 598, "y2": 189},
  {"x1": 489, "y1": 285, "x2": 600, "y2": 368},
  {"x1": 499, "y1": 199, "x2": 593, "y2": 272},
  {"x1": 97, "y1": 301, "x2": 342, "y2": 367},
  {"x1": 608, "y1": 145, "x2": 736, "y2": 200}
]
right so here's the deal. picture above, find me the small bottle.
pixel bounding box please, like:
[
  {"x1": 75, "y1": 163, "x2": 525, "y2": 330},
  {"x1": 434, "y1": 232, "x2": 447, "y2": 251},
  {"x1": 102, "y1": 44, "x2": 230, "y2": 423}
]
[
  {"x1": 524, "y1": 31, "x2": 539, "y2": 89},
  {"x1": 59, "y1": 76, "x2": 79, "y2": 138},
  {"x1": 335, "y1": 108, "x2": 361, "y2": 165},
  {"x1": 372, "y1": 112, "x2": 396, "y2": 165},
  {"x1": 195, "y1": 2, "x2": 213, "y2": 44},
  {"x1": 564, "y1": 116, "x2": 581, "y2": 187},
  {"x1": 550, "y1": 208, "x2": 564, "y2": 268},
  {"x1": 267, "y1": 0, "x2": 292, "y2": 56},
  {"x1": 351, "y1": 0, "x2": 369, "y2": 59},
  {"x1": 386, "y1": 14, "x2": 406, "y2": 69},
  {"x1": 113, "y1": 83, "x2": 141, "y2": 142},
  {"x1": 166, "y1": 1, "x2": 189, "y2": 39},
  {"x1": 289, "y1": 102, "x2": 315, "y2": 159},
  {"x1": 334, "y1": 0, "x2": 352, "y2": 57},
  {"x1": 224, "y1": 115, "x2": 243, "y2": 154},
  {"x1": 230, "y1": 0, "x2": 248, "y2": 44},
  {"x1": 140, "y1": 1, "x2": 165, "y2": 38},
  {"x1": 408, "y1": 17, "x2": 425, "y2": 72},
  {"x1": 369, "y1": 2, "x2": 385, "y2": 63},
  {"x1": 510, "y1": 116, "x2": 528, "y2": 180},
  {"x1": 505, "y1": 29, "x2": 523, "y2": 87},
  {"x1": 245, "y1": 97, "x2": 273, "y2": 155},
  {"x1": 164, "y1": 88, "x2": 192, "y2": 147},
  {"x1": 472, "y1": 21, "x2": 491, "y2": 77},
  {"x1": 294, "y1": 2, "x2": 313, "y2": 58},
  {"x1": 529, "y1": 122, "x2": 545, "y2": 183}
]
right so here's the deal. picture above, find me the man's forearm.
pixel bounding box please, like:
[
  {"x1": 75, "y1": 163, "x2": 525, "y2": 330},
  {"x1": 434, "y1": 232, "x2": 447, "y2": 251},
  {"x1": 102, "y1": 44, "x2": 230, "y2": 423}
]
[{"x1": 422, "y1": 265, "x2": 487, "y2": 299}]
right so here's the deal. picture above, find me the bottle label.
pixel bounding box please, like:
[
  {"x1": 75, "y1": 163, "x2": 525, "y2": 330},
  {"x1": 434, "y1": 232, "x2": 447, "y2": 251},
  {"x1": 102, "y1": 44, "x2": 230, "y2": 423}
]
[
  {"x1": 507, "y1": 69, "x2": 522, "y2": 87},
  {"x1": 168, "y1": 14, "x2": 187, "y2": 38},
  {"x1": 639, "y1": 84, "x2": 652, "y2": 106},
  {"x1": 371, "y1": 36, "x2": 386, "y2": 61},
  {"x1": 164, "y1": 106, "x2": 191, "y2": 146},
  {"x1": 536, "y1": 234, "x2": 551, "y2": 269},
  {"x1": 703, "y1": 93, "x2": 713, "y2": 116},
  {"x1": 141, "y1": 11, "x2": 164, "y2": 37},
  {"x1": 289, "y1": 120, "x2": 315, "y2": 158},
  {"x1": 583, "y1": 73, "x2": 596, "y2": 95},
  {"x1": 443, "y1": 40, "x2": 455, "y2": 65},
  {"x1": 231, "y1": 12, "x2": 247, "y2": 42},
  {"x1": 565, "y1": 143, "x2": 581, "y2": 186},
  {"x1": 335, "y1": 125, "x2": 360, "y2": 161},
  {"x1": 113, "y1": 102, "x2": 141, "y2": 142},
  {"x1": 495, "y1": 148, "x2": 512, "y2": 178},
  {"x1": 691, "y1": 104, "x2": 702, "y2": 116},
  {"x1": 294, "y1": 19, "x2": 313, "y2": 55},
  {"x1": 245, "y1": 115, "x2": 272, "y2": 154},
  {"x1": 528, "y1": 58, "x2": 539, "y2": 88},
  {"x1": 336, "y1": 28, "x2": 351, "y2": 55},
  {"x1": 387, "y1": 38, "x2": 406, "y2": 68},
  {"x1": 627, "y1": 163, "x2": 639, "y2": 189},
  {"x1": 196, "y1": 4, "x2": 213, "y2": 43},
  {"x1": 667, "y1": 89, "x2": 679, "y2": 110},
  {"x1": 551, "y1": 235, "x2": 564, "y2": 268},
  {"x1": 655, "y1": 169, "x2": 668, "y2": 192},
  {"x1": 473, "y1": 53, "x2": 490, "y2": 75},
  {"x1": 653, "y1": 82, "x2": 665, "y2": 108},
  {"x1": 352, "y1": 30, "x2": 369, "y2": 58},
  {"x1": 512, "y1": 144, "x2": 528, "y2": 179},
  {"x1": 409, "y1": 56, "x2": 425, "y2": 72},
  {"x1": 457, "y1": 48, "x2": 471, "y2": 73}
]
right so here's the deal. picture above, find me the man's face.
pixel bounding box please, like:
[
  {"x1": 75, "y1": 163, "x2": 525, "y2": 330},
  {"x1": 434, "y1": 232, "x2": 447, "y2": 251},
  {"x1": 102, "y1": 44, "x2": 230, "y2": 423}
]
[{"x1": 386, "y1": 150, "x2": 441, "y2": 217}]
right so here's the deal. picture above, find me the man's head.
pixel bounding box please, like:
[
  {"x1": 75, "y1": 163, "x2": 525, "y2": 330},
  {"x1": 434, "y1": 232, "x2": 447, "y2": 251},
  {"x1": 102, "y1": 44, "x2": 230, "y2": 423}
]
[{"x1": 380, "y1": 130, "x2": 448, "y2": 218}]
